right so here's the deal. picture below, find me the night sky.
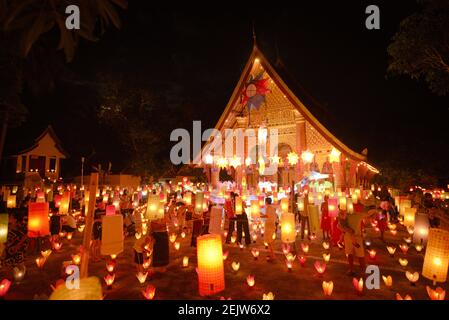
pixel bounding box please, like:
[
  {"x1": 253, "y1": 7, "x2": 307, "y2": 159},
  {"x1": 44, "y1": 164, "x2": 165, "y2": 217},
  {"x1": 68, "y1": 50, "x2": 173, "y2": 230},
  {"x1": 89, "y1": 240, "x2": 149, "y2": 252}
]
[{"x1": 5, "y1": 1, "x2": 449, "y2": 184}]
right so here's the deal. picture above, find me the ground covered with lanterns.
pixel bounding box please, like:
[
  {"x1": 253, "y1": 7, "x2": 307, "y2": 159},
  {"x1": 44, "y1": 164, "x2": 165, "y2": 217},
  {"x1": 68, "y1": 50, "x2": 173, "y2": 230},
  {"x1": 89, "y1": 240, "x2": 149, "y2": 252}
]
[{"x1": 2, "y1": 216, "x2": 447, "y2": 300}]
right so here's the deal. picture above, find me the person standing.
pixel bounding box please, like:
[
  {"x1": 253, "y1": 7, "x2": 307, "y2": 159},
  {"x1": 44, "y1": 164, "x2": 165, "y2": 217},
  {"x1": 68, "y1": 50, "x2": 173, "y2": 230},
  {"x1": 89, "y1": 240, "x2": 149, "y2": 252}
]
[
  {"x1": 320, "y1": 195, "x2": 331, "y2": 241},
  {"x1": 262, "y1": 197, "x2": 277, "y2": 261},
  {"x1": 236, "y1": 198, "x2": 251, "y2": 246},
  {"x1": 225, "y1": 194, "x2": 237, "y2": 244},
  {"x1": 299, "y1": 195, "x2": 310, "y2": 240}
]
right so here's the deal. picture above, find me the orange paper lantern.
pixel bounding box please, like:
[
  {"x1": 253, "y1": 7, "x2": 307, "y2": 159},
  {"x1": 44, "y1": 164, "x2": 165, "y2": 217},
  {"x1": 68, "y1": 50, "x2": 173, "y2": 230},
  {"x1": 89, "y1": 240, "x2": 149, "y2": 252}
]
[
  {"x1": 28, "y1": 202, "x2": 50, "y2": 237},
  {"x1": 197, "y1": 234, "x2": 225, "y2": 296}
]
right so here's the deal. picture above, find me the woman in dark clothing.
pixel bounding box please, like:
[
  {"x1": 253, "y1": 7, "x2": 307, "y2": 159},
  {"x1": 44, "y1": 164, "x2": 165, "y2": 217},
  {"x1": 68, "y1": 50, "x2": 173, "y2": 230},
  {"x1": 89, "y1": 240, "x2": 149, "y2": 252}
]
[{"x1": 237, "y1": 199, "x2": 251, "y2": 246}]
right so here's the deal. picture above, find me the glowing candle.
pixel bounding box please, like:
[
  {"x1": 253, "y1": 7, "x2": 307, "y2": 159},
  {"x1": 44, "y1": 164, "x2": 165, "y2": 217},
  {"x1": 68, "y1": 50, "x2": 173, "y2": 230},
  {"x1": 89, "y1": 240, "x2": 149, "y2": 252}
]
[
  {"x1": 246, "y1": 275, "x2": 255, "y2": 287},
  {"x1": 106, "y1": 261, "x2": 116, "y2": 273},
  {"x1": 322, "y1": 242, "x2": 330, "y2": 250},
  {"x1": 301, "y1": 243, "x2": 309, "y2": 254},
  {"x1": 223, "y1": 251, "x2": 229, "y2": 261},
  {"x1": 322, "y1": 281, "x2": 333, "y2": 296},
  {"x1": 104, "y1": 273, "x2": 115, "y2": 287},
  {"x1": 353, "y1": 277, "x2": 364, "y2": 294},
  {"x1": 387, "y1": 246, "x2": 396, "y2": 256},
  {"x1": 251, "y1": 248, "x2": 260, "y2": 260},
  {"x1": 399, "y1": 244, "x2": 409, "y2": 254},
  {"x1": 142, "y1": 284, "x2": 156, "y2": 300},
  {"x1": 298, "y1": 255, "x2": 306, "y2": 267},
  {"x1": 382, "y1": 275, "x2": 393, "y2": 288},
  {"x1": 231, "y1": 261, "x2": 240, "y2": 272},
  {"x1": 36, "y1": 256, "x2": 46, "y2": 268},
  {"x1": 426, "y1": 286, "x2": 445, "y2": 300},
  {"x1": 0, "y1": 279, "x2": 12, "y2": 297},
  {"x1": 183, "y1": 256, "x2": 189, "y2": 267},
  {"x1": 136, "y1": 272, "x2": 148, "y2": 284},
  {"x1": 314, "y1": 261, "x2": 326, "y2": 275},
  {"x1": 323, "y1": 253, "x2": 330, "y2": 263},
  {"x1": 399, "y1": 258, "x2": 408, "y2": 267},
  {"x1": 405, "y1": 271, "x2": 419, "y2": 285}
]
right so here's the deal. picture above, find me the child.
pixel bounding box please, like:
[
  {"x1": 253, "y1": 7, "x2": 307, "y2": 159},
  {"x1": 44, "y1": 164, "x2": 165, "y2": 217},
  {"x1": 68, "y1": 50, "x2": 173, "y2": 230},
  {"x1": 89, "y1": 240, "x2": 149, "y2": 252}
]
[{"x1": 320, "y1": 195, "x2": 331, "y2": 241}]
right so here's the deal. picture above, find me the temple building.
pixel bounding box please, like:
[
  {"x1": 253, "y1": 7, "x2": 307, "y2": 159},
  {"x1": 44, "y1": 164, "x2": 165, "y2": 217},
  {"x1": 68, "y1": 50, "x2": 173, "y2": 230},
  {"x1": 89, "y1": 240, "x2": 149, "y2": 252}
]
[{"x1": 195, "y1": 45, "x2": 378, "y2": 191}]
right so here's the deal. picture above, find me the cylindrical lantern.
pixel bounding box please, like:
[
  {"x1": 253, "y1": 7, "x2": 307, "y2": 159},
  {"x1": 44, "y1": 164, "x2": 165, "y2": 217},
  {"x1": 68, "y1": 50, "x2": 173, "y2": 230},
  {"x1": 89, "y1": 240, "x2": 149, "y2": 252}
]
[
  {"x1": 54, "y1": 194, "x2": 62, "y2": 208},
  {"x1": 414, "y1": 213, "x2": 430, "y2": 244},
  {"x1": 7, "y1": 195, "x2": 16, "y2": 209},
  {"x1": 347, "y1": 198, "x2": 354, "y2": 214},
  {"x1": 307, "y1": 204, "x2": 320, "y2": 234},
  {"x1": 339, "y1": 196, "x2": 347, "y2": 211},
  {"x1": 28, "y1": 202, "x2": 50, "y2": 238},
  {"x1": 50, "y1": 277, "x2": 103, "y2": 300},
  {"x1": 422, "y1": 228, "x2": 449, "y2": 283},
  {"x1": 235, "y1": 197, "x2": 243, "y2": 215},
  {"x1": 197, "y1": 234, "x2": 225, "y2": 296},
  {"x1": 208, "y1": 206, "x2": 222, "y2": 235},
  {"x1": 195, "y1": 192, "x2": 204, "y2": 214},
  {"x1": 328, "y1": 198, "x2": 338, "y2": 217},
  {"x1": 146, "y1": 194, "x2": 163, "y2": 221},
  {"x1": 280, "y1": 198, "x2": 289, "y2": 214},
  {"x1": 281, "y1": 212, "x2": 295, "y2": 243},
  {"x1": 351, "y1": 193, "x2": 358, "y2": 204},
  {"x1": 183, "y1": 192, "x2": 192, "y2": 206},
  {"x1": 0, "y1": 213, "x2": 8, "y2": 244},
  {"x1": 403, "y1": 207, "x2": 417, "y2": 228},
  {"x1": 59, "y1": 192, "x2": 70, "y2": 215},
  {"x1": 250, "y1": 200, "x2": 260, "y2": 219},
  {"x1": 106, "y1": 205, "x2": 116, "y2": 216},
  {"x1": 101, "y1": 214, "x2": 124, "y2": 256},
  {"x1": 400, "y1": 199, "x2": 411, "y2": 217}
]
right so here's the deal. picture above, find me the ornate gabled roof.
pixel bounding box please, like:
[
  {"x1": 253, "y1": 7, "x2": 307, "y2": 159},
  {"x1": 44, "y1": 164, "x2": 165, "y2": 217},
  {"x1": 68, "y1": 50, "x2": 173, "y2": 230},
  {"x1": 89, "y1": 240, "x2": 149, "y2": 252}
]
[
  {"x1": 16, "y1": 125, "x2": 69, "y2": 158},
  {"x1": 196, "y1": 44, "x2": 367, "y2": 164}
]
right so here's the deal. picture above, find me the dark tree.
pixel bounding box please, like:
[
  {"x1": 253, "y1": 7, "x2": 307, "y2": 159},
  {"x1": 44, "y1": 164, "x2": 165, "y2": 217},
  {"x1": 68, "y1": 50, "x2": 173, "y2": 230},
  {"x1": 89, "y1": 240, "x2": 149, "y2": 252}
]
[{"x1": 387, "y1": 0, "x2": 449, "y2": 96}]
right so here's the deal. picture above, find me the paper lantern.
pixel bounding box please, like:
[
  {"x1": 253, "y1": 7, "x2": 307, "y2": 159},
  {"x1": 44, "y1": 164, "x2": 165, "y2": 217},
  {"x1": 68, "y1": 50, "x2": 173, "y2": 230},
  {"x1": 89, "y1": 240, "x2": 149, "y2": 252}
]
[
  {"x1": 339, "y1": 196, "x2": 347, "y2": 211},
  {"x1": 0, "y1": 213, "x2": 8, "y2": 244},
  {"x1": 59, "y1": 192, "x2": 70, "y2": 215},
  {"x1": 426, "y1": 286, "x2": 445, "y2": 300},
  {"x1": 297, "y1": 197, "x2": 304, "y2": 211},
  {"x1": 314, "y1": 261, "x2": 326, "y2": 275},
  {"x1": 235, "y1": 197, "x2": 243, "y2": 215},
  {"x1": 250, "y1": 200, "x2": 260, "y2": 219},
  {"x1": 322, "y1": 281, "x2": 333, "y2": 296},
  {"x1": 413, "y1": 213, "x2": 430, "y2": 244},
  {"x1": 403, "y1": 207, "x2": 416, "y2": 228},
  {"x1": 262, "y1": 292, "x2": 275, "y2": 300},
  {"x1": 405, "y1": 271, "x2": 419, "y2": 285},
  {"x1": 351, "y1": 193, "x2": 358, "y2": 204},
  {"x1": 142, "y1": 284, "x2": 156, "y2": 300},
  {"x1": 368, "y1": 249, "x2": 376, "y2": 259},
  {"x1": 101, "y1": 214, "x2": 124, "y2": 256},
  {"x1": 301, "y1": 243, "x2": 309, "y2": 253},
  {"x1": 106, "y1": 205, "x2": 116, "y2": 216},
  {"x1": 280, "y1": 198, "x2": 289, "y2": 214},
  {"x1": 386, "y1": 245, "x2": 396, "y2": 256},
  {"x1": 422, "y1": 228, "x2": 449, "y2": 283},
  {"x1": 136, "y1": 272, "x2": 148, "y2": 284},
  {"x1": 323, "y1": 253, "x2": 331, "y2": 263},
  {"x1": 197, "y1": 234, "x2": 225, "y2": 296},
  {"x1": 307, "y1": 204, "x2": 320, "y2": 234},
  {"x1": 36, "y1": 192, "x2": 45, "y2": 203},
  {"x1": 353, "y1": 277, "x2": 364, "y2": 294},
  {"x1": 104, "y1": 273, "x2": 115, "y2": 287},
  {"x1": 399, "y1": 244, "x2": 409, "y2": 254},
  {"x1": 54, "y1": 194, "x2": 62, "y2": 208},
  {"x1": 399, "y1": 199, "x2": 411, "y2": 217},
  {"x1": 0, "y1": 279, "x2": 12, "y2": 297},
  {"x1": 183, "y1": 192, "x2": 192, "y2": 205},
  {"x1": 146, "y1": 194, "x2": 163, "y2": 221},
  {"x1": 7, "y1": 195, "x2": 16, "y2": 209},
  {"x1": 328, "y1": 197, "x2": 338, "y2": 217},
  {"x1": 251, "y1": 248, "x2": 260, "y2": 260},
  {"x1": 298, "y1": 255, "x2": 306, "y2": 267},
  {"x1": 195, "y1": 192, "x2": 204, "y2": 214},
  {"x1": 382, "y1": 275, "x2": 393, "y2": 288},
  {"x1": 183, "y1": 256, "x2": 189, "y2": 267},
  {"x1": 246, "y1": 275, "x2": 255, "y2": 287},
  {"x1": 28, "y1": 202, "x2": 50, "y2": 238},
  {"x1": 280, "y1": 213, "x2": 295, "y2": 243},
  {"x1": 396, "y1": 293, "x2": 412, "y2": 300},
  {"x1": 347, "y1": 198, "x2": 354, "y2": 214}
]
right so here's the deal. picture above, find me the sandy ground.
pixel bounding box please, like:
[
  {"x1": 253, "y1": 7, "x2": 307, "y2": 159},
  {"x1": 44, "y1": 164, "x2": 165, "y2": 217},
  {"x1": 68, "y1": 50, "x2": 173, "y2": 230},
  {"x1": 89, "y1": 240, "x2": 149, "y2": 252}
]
[{"x1": 1, "y1": 219, "x2": 448, "y2": 300}]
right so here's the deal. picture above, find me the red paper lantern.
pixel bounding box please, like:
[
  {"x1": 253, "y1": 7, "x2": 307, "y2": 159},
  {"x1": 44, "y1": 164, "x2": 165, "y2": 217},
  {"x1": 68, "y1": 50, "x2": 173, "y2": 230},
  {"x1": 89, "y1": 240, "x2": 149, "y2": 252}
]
[
  {"x1": 28, "y1": 202, "x2": 50, "y2": 237},
  {"x1": 106, "y1": 205, "x2": 116, "y2": 216}
]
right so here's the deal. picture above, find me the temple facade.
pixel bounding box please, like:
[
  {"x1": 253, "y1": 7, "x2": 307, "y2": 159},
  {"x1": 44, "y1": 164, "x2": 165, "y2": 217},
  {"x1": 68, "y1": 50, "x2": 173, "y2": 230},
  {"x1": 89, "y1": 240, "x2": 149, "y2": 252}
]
[{"x1": 196, "y1": 45, "x2": 378, "y2": 191}]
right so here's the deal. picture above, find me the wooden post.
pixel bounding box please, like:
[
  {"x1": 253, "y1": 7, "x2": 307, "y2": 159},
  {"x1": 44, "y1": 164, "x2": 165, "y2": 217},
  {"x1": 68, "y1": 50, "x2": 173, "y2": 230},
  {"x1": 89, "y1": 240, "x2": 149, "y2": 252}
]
[{"x1": 80, "y1": 173, "x2": 98, "y2": 278}]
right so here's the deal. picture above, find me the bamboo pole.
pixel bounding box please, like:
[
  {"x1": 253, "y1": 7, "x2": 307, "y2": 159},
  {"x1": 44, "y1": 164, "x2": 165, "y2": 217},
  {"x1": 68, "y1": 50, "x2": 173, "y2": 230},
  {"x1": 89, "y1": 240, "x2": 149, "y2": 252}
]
[{"x1": 80, "y1": 173, "x2": 99, "y2": 278}]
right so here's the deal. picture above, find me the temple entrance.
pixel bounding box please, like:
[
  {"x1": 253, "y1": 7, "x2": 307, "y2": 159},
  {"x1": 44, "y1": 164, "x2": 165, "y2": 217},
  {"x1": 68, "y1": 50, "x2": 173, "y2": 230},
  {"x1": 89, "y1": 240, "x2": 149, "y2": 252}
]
[{"x1": 277, "y1": 143, "x2": 295, "y2": 188}]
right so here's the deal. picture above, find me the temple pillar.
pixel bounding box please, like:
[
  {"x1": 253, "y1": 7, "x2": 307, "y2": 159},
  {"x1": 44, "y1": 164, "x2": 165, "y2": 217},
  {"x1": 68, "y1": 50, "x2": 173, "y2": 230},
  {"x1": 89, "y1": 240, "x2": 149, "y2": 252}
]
[{"x1": 295, "y1": 112, "x2": 307, "y2": 183}]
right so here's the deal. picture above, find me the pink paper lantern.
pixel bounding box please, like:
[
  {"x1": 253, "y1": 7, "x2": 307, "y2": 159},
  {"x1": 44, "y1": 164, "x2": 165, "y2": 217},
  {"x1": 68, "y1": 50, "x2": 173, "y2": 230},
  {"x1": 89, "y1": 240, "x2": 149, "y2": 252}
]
[{"x1": 106, "y1": 205, "x2": 116, "y2": 216}]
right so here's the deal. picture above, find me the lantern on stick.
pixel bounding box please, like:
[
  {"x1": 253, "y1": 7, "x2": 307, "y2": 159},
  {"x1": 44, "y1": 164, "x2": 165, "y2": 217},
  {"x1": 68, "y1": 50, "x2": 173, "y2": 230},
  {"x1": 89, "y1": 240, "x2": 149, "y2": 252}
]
[
  {"x1": 197, "y1": 234, "x2": 225, "y2": 296},
  {"x1": 403, "y1": 207, "x2": 416, "y2": 228},
  {"x1": 250, "y1": 200, "x2": 260, "y2": 219},
  {"x1": 100, "y1": 214, "x2": 124, "y2": 256},
  {"x1": 28, "y1": 202, "x2": 50, "y2": 238},
  {"x1": 0, "y1": 213, "x2": 8, "y2": 244},
  {"x1": 7, "y1": 195, "x2": 16, "y2": 208},
  {"x1": 146, "y1": 194, "x2": 163, "y2": 221},
  {"x1": 280, "y1": 198, "x2": 289, "y2": 214},
  {"x1": 59, "y1": 191, "x2": 70, "y2": 215},
  {"x1": 280, "y1": 212, "x2": 295, "y2": 244},
  {"x1": 195, "y1": 192, "x2": 204, "y2": 214},
  {"x1": 422, "y1": 228, "x2": 449, "y2": 284}
]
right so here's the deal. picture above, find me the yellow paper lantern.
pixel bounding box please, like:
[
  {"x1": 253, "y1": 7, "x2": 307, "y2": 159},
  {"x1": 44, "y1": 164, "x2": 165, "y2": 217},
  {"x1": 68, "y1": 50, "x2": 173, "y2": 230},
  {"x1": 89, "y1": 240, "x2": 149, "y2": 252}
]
[
  {"x1": 146, "y1": 194, "x2": 163, "y2": 221},
  {"x1": 280, "y1": 198, "x2": 289, "y2": 214},
  {"x1": 183, "y1": 192, "x2": 192, "y2": 205},
  {"x1": 50, "y1": 277, "x2": 103, "y2": 300},
  {"x1": 403, "y1": 207, "x2": 417, "y2": 228},
  {"x1": 422, "y1": 228, "x2": 449, "y2": 283},
  {"x1": 399, "y1": 199, "x2": 411, "y2": 217},
  {"x1": 0, "y1": 213, "x2": 8, "y2": 244},
  {"x1": 195, "y1": 192, "x2": 204, "y2": 214},
  {"x1": 297, "y1": 197, "x2": 304, "y2": 211},
  {"x1": 7, "y1": 195, "x2": 16, "y2": 209},
  {"x1": 197, "y1": 234, "x2": 225, "y2": 296},
  {"x1": 281, "y1": 212, "x2": 295, "y2": 244},
  {"x1": 101, "y1": 214, "x2": 124, "y2": 256},
  {"x1": 339, "y1": 196, "x2": 347, "y2": 211},
  {"x1": 250, "y1": 200, "x2": 260, "y2": 219},
  {"x1": 59, "y1": 192, "x2": 70, "y2": 215},
  {"x1": 235, "y1": 197, "x2": 243, "y2": 215},
  {"x1": 347, "y1": 198, "x2": 354, "y2": 214}
]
